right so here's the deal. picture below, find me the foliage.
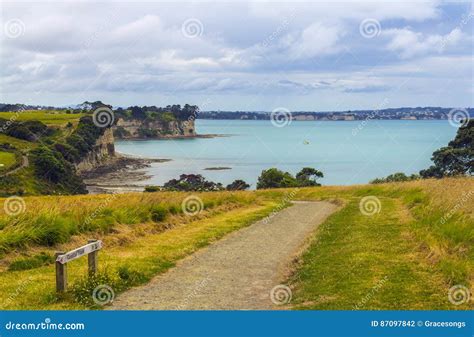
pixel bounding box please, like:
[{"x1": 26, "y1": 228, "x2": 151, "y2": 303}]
[
  {"x1": 150, "y1": 205, "x2": 168, "y2": 222},
  {"x1": 65, "y1": 116, "x2": 108, "y2": 161},
  {"x1": 0, "y1": 118, "x2": 52, "y2": 141},
  {"x1": 295, "y1": 167, "x2": 324, "y2": 186},
  {"x1": 144, "y1": 186, "x2": 161, "y2": 192},
  {"x1": 30, "y1": 146, "x2": 86, "y2": 193},
  {"x1": 420, "y1": 120, "x2": 473, "y2": 178},
  {"x1": 226, "y1": 179, "x2": 250, "y2": 190},
  {"x1": 70, "y1": 271, "x2": 118, "y2": 307},
  {"x1": 163, "y1": 174, "x2": 224, "y2": 191},
  {"x1": 117, "y1": 104, "x2": 198, "y2": 122},
  {"x1": 256, "y1": 167, "x2": 324, "y2": 189},
  {"x1": 256, "y1": 168, "x2": 297, "y2": 189},
  {"x1": 371, "y1": 172, "x2": 420, "y2": 184}
]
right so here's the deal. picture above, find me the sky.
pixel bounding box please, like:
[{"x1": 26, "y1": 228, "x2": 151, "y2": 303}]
[{"x1": 1, "y1": 0, "x2": 473, "y2": 111}]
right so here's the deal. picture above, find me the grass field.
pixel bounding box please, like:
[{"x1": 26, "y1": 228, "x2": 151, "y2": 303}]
[
  {"x1": 0, "y1": 152, "x2": 17, "y2": 172},
  {"x1": 0, "y1": 178, "x2": 472, "y2": 310},
  {"x1": 0, "y1": 111, "x2": 83, "y2": 126},
  {"x1": 0, "y1": 135, "x2": 35, "y2": 152}
]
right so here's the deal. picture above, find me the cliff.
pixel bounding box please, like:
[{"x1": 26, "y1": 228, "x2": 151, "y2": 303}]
[
  {"x1": 75, "y1": 128, "x2": 115, "y2": 173},
  {"x1": 113, "y1": 118, "x2": 196, "y2": 139}
]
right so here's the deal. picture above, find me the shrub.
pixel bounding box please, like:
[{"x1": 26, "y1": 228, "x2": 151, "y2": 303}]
[
  {"x1": 371, "y1": 172, "x2": 420, "y2": 184},
  {"x1": 71, "y1": 272, "x2": 117, "y2": 307},
  {"x1": 163, "y1": 174, "x2": 224, "y2": 191},
  {"x1": 144, "y1": 186, "x2": 160, "y2": 192},
  {"x1": 226, "y1": 179, "x2": 250, "y2": 190},
  {"x1": 150, "y1": 205, "x2": 168, "y2": 222}
]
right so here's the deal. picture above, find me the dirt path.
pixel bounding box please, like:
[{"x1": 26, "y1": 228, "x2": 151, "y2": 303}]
[
  {"x1": 110, "y1": 201, "x2": 338, "y2": 310},
  {"x1": 3, "y1": 155, "x2": 28, "y2": 176}
]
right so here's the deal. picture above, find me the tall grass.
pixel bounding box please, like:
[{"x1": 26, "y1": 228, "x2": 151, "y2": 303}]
[{"x1": 0, "y1": 191, "x2": 259, "y2": 253}]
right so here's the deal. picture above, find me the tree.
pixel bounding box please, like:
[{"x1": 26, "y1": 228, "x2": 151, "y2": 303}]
[
  {"x1": 226, "y1": 179, "x2": 250, "y2": 190},
  {"x1": 296, "y1": 167, "x2": 324, "y2": 186},
  {"x1": 256, "y1": 168, "x2": 298, "y2": 189},
  {"x1": 370, "y1": 172, "x2": 420, "y2": 184},
  {"x1": 420, "y1": 120, "x2": 473, "y2": 177},
  {"x1": 163, "y1": 174, "x2": 223, "y2": 191},
  {"x1": 130, "y1": 106, "x2": 146, "y2": 119}
]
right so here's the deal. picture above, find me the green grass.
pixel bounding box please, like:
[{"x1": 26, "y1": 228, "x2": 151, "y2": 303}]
[
  {"x1": 0, "y1": 111, "x2": 83, "y2": 126},
  {"x1": 0, "y1": 178, "x2": 472, "y2": 310},
  {"x1": 288, "y1": 179, "x2": 473, "y2": 310},
  {"x1": 0, "y1": 199, "x2": 279, "y2": 309},
  {"x1": 0, "y1": 151, "x2": 17, "y2": 171},
  {"x1": 0, "y1": 134, "x2": 35, "y2": 152}
]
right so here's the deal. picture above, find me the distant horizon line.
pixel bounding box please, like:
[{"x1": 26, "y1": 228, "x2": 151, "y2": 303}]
[{"x1": 0, "y1": 102, "x2": 472, "y2": 114}]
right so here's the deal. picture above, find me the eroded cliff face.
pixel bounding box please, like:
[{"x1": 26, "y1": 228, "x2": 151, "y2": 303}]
[
  {"x1": 75, "y1": 128, "x2": 115, "y2": 173},
  {"x1": 113, "y1": 118, "x2": 196, "y2": 139}
]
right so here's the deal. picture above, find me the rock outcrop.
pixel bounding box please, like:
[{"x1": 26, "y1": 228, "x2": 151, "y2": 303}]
[
  {"x1": 113, "y1": 118, "x2": 196, "y2": 139},
  {"x1": 75, "y1": 128, "x2": 115, "y2": 173}
]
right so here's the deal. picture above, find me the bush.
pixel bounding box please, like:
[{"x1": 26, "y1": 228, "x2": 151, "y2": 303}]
[
  {"x1": 226, "y1": 179, "x2": 250, "y2": 190},
  {"x1": 150, "y1": 205, "x2": 168, "y2": 222},
  {"x1": 144, "y1": 186, "x2": 160, "y2": 192},
  {"x1": 71, "y1": 272, "x2": 117, "y2": 307},
  {"x1": 163, "y1": 174, "x2": 224, "y2": 191},
  {"x1": 371, "y1": 172, "x2": 420, "y2": 184}
]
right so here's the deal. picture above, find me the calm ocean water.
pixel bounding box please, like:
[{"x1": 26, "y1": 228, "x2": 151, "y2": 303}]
[{"x1": 115, "y1": 119, "x2": 457, "y2": 188}]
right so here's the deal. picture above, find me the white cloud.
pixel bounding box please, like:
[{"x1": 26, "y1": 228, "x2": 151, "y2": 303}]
[
  {"x1": 287, "y1": 23, "x2": 345, "y2": 60},
  {"x1": 0, "y1": 1, "x2": 472, "y2": 109},
  {"x1": 385, "y1": 27, "x2": 465, "y2": 58}
]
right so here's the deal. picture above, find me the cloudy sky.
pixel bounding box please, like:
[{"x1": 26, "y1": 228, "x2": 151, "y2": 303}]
[{"x1": 1, "y1": 0, "x2": 473, "y2": 111}]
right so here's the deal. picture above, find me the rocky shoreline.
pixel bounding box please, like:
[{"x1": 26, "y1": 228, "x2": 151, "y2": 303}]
[{"x1": 81, "y1": 154, "x2": 169, "y2": 194}]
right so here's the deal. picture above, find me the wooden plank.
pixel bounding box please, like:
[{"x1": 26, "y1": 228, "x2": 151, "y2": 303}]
[
  {"x1": 55, "y1": 252, "x2": 67, "y2": 292},
  {"x1": 88, "y1": 239, "x2": 98, "y2": 276},
  {"x1": 56, "y1": 240, "x2": 103, "y2": 265}
]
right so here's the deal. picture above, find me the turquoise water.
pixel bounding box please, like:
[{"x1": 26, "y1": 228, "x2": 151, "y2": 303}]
[{"x1": 115, "y1": 119, "x2": 457, "y2": 188}]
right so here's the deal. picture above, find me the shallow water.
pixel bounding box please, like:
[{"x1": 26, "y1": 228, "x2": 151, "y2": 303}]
[{"x1": 115, "y1": 119, "x2": 457, "y2": 188}]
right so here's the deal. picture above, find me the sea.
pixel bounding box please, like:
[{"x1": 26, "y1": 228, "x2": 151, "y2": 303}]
[{"x1": 115, "y1": 119, "x2": 457, "y2": 188}]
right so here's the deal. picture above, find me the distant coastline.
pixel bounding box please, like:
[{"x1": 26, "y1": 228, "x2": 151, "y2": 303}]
[{"x1": 198, "y1": 107, "x2": 473, "y2": 121}]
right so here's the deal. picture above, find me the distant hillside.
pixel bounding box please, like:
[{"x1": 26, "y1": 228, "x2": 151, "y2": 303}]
[
  {"x1": 0, "y1": 102, "x2": 199, "y2": 196},
  {"x1": 199, "y1": 107, "x2": 474, "y2": 121}
]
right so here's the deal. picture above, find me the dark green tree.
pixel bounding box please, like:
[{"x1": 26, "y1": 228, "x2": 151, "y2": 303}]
[
  {"x1": 420, "y1": 120, "x2": 473, "y2": 177},
  {"x1": 296, "y1": 167, "x2": 324, "y2": 186},
  {"x1": 226, "y1": 179, "x2": 250, "y2": 190},
  {"x1": 256, "y1": 168, "x2": 298, "y2": 189}
]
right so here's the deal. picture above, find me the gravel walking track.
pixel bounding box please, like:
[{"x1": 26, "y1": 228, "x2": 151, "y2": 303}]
[{"x1": 110, "y1": 201, "x2": 337, "y2": 310}]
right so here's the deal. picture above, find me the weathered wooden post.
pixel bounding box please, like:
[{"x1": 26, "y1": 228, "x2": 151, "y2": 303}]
[
  {"x1": 54, "y1": 240, "x2": 103, "y2": 293},
  {"x1": 88, "y1": 239, "x2": 98, "y2": 276},
  {"x1": 55, "y1": 251, "x2": 67, "y2": 292}
]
